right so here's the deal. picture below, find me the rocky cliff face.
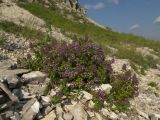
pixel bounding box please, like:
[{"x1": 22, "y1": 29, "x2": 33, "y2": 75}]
[{"x1": 17, "y1": 0, "x2": 86, "y2": 15}]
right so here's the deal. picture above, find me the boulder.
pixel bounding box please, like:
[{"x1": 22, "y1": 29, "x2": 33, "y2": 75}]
[
  {"x1": 94, "y1": 84, "x2": 112, "y2": 94},
  {"x1": 22, "y1": 71, "x2": 47, "y2": 84},
  {"x1": 81, "y1": 91, "x2": 93, "y2": 101}
]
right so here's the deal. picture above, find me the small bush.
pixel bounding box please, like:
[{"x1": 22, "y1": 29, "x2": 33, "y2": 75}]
[
  {"x1": 27, "y1": 37, "x2": 110, "y2": 91},
  {"x1": 148, "y1": 81, "x2": 157, "y2": 88},
  {"x1": 109, "y1": 70, "x2": 139, "y2": 111},
  {"x1": 51, "y1": 95, "x2": 61, "y2": 104},
  {"x1": 93, "y1": 90, "x2": 106, "y2": 111}
]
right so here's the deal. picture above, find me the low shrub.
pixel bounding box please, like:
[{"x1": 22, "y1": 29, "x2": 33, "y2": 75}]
[
  {"x1": 93, "y1": 90, "x2": 106, "y2": 111},
  {"x1": 27, "y1": 37, "x2": 110, "y2": 91},
  {"x1": 148, "y1": 81, "x2": 157, "y2": 88},
  {"x1": 108, "y1": 70, "x2": 139, "y2": 111}
]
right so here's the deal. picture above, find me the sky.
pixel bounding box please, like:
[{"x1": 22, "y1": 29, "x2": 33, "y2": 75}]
[{"x1": 79, "y1": 0, "x2": 160, "y2": 40}]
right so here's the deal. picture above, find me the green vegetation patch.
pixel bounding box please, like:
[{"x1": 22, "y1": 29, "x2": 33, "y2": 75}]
[
  {"x1": 148, "y1": 81, "x2": 158, "y2": 88},
  {"x1": 108, "y1": 70, "x2": 138, "y2": 111},
  {"x1": 115, "y1": 46, "x2": 159, "y2": 73}
]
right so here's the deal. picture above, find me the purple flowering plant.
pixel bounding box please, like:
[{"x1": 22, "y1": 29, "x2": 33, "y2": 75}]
[
  {"x1": 27, "y1": 37, "x2": 110, "y2": 91},
  {"x1": 108, "y1": 69, "x2": 139, "y2": 111}
]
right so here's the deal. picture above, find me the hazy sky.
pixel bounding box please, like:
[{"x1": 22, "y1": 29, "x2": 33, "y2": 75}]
[{"x1": 79, "y1": 0, "x2": 160, "y2": 40}]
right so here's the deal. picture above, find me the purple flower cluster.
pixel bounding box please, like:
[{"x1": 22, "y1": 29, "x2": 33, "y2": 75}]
[
  {"x1": 124, "y1": 70, "x2": 139, "y2": 95},
  {"x1": 96, "y1": 90, "x2": 106, "y2": 101},
  {"x1": 111, "y1": 68, "x2": 139, "y2": 97},
  {"x1": 30, "y1": 38, "x2": 109, "y2": 89}
]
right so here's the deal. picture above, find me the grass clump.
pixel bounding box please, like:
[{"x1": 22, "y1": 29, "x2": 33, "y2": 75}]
[
  {"x1": 51, "y1": 96, "x2": 61, "y2": 104},
  {"x1": 148, "y1": 81, "x2": 158, "y2": 88}
]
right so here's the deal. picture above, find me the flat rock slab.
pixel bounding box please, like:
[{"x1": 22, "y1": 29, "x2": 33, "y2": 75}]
[
  {"x1": 22, "y1": 71, "x2": 47, "y2": 84},
  {"x1": 0, "y1": 69, "x2": 30, "y2": 79}
]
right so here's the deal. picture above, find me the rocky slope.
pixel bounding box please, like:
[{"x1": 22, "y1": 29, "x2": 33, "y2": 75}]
[{"x1": 0, "y1": 0, "x2": 160, "y2": 120}]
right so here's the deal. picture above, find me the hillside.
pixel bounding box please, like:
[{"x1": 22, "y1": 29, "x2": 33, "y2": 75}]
[{"x1": 0, "y1": 0, "x2": 160, "y2": 120}]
